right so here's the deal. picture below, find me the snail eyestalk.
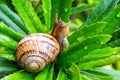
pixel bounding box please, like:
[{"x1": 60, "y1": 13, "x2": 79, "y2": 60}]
[{"x1": 51, "y1": 12, "x2": 70, "y2": 52}]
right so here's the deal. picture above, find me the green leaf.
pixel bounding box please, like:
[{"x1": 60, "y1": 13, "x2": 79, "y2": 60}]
[
  {"x1": 112, "y1": 60, "x2": 120, "y2": 70},
  {"x1": 78, "y1": 54, "x2": 120, "y2": 70},
  {"x1": 0, "y1": 51, "x2": 15, "y2": 61},
  {"x1": 51, "y1": 0, "x2": 60, "y2": 28},
  {"x1": 0, "y1": 57, "x2": 18, "y2": 72},
  {"x1": 0, "y1": 4, "x2": 28, "y2": 34},
  {"x1": 51, "y1": 0, "x2": 72, "y2": 27},
  {"x1": 0, "y1": 5, "x2": 26, "y2": 36},
  {"x1": 34, "y1": 4, "x2": 45, "y2": 24},
  {"x1": 12, "y1": 0, "x2": 46, "y2": 33},
  {"x1": 94, "y1": 68, "x2": 120, "y2": 80},
  {"x1": 107, "y1": 39, "x2": 120, "y2": 48},
  {"x1": 67, "y1": 63, "x2": 81, "y2": 80},
  {"x1": 102, "y1": 4, "x2": 120, "y2": 34},
  {"x1": 47, "y1": 64, "x2": 54, "y2": 80},
  {"x1": 97, "y1": 0, "x2": 119, "y2": 21},
  {"x1": 58, "y1": 0, "x2": 72, "y2": 22},
  {"x1": 71, "y1": 5, "x2": 94, "y2": 15},
  {"x1": 56, "y1": 69, "x2": 68, "y2": 80},
  {"x1": 80, "y1": 47, "x2": 116, "y2": 63},
  {"x1": 0, "y1": 0, "x2": 13, "y2": 10},
  {"x1": 68, "y1": 22, "x2": 107, "y2": 44},
  {"x1": 0, "y1": 22, "x2": 23, "y2": 41},
  {"x1": 81, "y1": 70, "x2": 113, "y2": 80},
  {"x1": 68, "y1": 34, "x2": 111, "y2": 56},
  {"x1": 81, "y1": 75, "x2": 92, "y2": 80},
  {"x1": 82, "y1": 0, "x2": 119, "y2": 26},
  {"x1": 35, "y1": 64, "x2": 51, "y2": 80},
  {"x1": 0, "y1": 34, "x2": 18, "y2": 51},
  {"x1": 1, "y1": 71, "x2": 34, "y2": 80},
  {"x1": 0, "y1": 0, "x2": 8, "y2": 5},
  {"x1": 56, "y1": 35, "x2": 111, "y2": 68},
  {"x1": 42, "y1": 0, "x2": 51, "y2": 31},
  {"x1": 111, "y1": 29, "x2": 120, "y2": 41}
]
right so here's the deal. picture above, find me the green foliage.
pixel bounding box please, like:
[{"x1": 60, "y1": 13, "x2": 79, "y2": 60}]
[
  {"x1": 67, "y1": 63, "x2": 81, "y2": 80},
  {"x1": 81, "y1": 69, "x2": 113, "y2": 80},
  {"x1": 68, "y1": 22, "x2": 107, "y2": 44},
  {"x1": 51, "y1": 0, "x2": 60, "y2": 28},
  {"x1": 47, "y1": 64, "x2": 54, "y2": 80},
  {"x1": 56, "y1": 69, "x2": 68, "y2": 80},
  {"x1": 35, "y1": 64, "x2": 53, "y2": 80},
  {"x1": 12, "y1": 0, "x2": 46, "y2": 33},
  {"x1": 0, "y1": 34, "x2": 17, "y2": 50},
  {"x1": 78, "y1": 54, "x2": 120, "y2": 70},
  {"x1": 81, "y1": 67, "x2": 120, "y2": 80},
  {"x1": 82, "y1": 0, "x2": 119, "y2": 26},
  {"x1": 51, "y1": 0, "x2": 72, "y2": 27},
  {"x1": 42, "y1": 0, "x2": 51, "y2": 31},
  {"x1": 1, "y1": 71, "x2": 34, "y2": 80},
  {"x1": 0, "y1": 51, "x2": 15, "y2": 61},
  {"x1": 0, "y1": 57, "x2": 18, "y2": 72},
  {"x1": 0, "y1": 0, "x2": 120, "y2": 80},
  {"x1": 0, "y1": 0, "x2": 13, "y2": 9},
  {"x1": 0, "y1": 4, "x2": 27, "y2": 35},
  {"x1": 80, "y1": 47, "x2": 116, "y2": 63},
  {"x1": 71, "y1": 5, "x2": 94, "y2": 15},
  {"x1": 93, "y1": 68, "x2": 120, "y2": 80},
  {"x1": 0, "y1": 0, "x2": 9, "y2": 6},
  {"x1": 58, "y1": 0, "x2": 72, "y2": 22},
  {"x1": 56, "y1": 35, "x2": 111, "y2": 68},
  {"x1": 102, "y1": 4, "x2": 120, "y2": 34},
  {"x1": 107, "y1": 39, "x2": 120, "y2": 47},
  {"x1": 0, "y1": 22, "x2": 23, "y2": 41}
]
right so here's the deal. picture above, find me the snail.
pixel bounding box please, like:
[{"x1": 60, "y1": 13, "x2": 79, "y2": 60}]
[{"x1": 15, "y1": 19, "x2": 69, "y2": 72}]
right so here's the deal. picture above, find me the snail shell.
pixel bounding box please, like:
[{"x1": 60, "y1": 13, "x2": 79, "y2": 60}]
[{"x1": 16, "y1": 33, "x2": 59, "y2": 72}]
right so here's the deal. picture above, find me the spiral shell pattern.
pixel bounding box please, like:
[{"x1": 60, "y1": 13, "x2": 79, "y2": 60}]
[{"x1": 16, "y1": 33, "x2": 59, "y2": 72}]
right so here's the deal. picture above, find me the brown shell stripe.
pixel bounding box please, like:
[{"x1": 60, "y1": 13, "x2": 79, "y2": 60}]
[
  {"x1": 16, "y1": 40, "x2": 59, "y2": 51},
  {"x1": 24, "y1": 55, "x2": 46, "y2": 69},
  {"x1": 16, "y1": 40, "x2": 59, "y2": 60},
  {"x1": 41, "y1": 34, "x2": 60, "y2": 55},
  {"x1": 17, "y1": 50, "x2": 50, "y2": 63},
  {"x1": 41, "y1": 34, "x2": 58, "y2": 43}
]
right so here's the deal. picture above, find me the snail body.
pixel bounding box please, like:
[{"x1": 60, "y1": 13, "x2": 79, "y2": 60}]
[
  {"x1": 52, "y1": 20, "x2": 69, "y2": 52},
  {"x1": 16, "y1": 33, "x2": 59, "y2": 72},
  {"x1": 16, "y1": 19, "x2": 69, "y2": 72}
]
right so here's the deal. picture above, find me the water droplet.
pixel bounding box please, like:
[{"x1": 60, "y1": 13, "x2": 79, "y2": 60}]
[
  {"x1": 43, "y1": 9, "x2": 47, "y2": 13},
  {"x1": 101, "y1": 41, "x2": 104, "y2": 44},
  {"x1": 117, "y1": 12, "x2": 120, "y2": 17},
  {"x1": 77, "y1": 37, "x2": 83, "y2": 42},
  {"x1": 65, "y1": 8, "x2": 68, "y2": 12},
  {"x1": 84, "y1": 46, "x2": 88, "y2": 50}
]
